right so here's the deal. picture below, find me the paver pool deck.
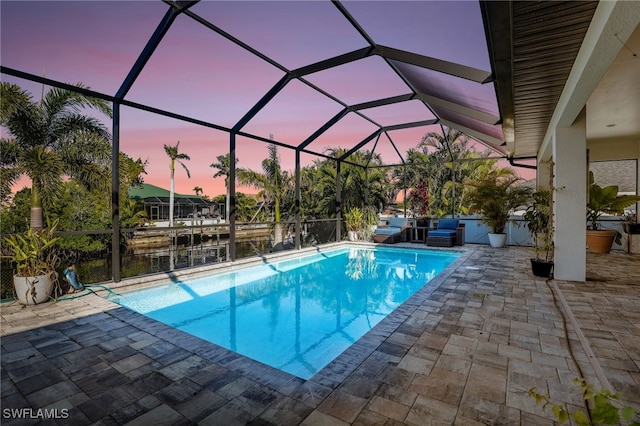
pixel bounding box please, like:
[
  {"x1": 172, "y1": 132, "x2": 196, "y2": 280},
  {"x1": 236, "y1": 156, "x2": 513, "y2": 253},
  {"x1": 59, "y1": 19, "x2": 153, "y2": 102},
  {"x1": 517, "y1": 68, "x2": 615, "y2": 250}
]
[{"x1": 1, "y1": 244, "x2": 639, "y2": 425}]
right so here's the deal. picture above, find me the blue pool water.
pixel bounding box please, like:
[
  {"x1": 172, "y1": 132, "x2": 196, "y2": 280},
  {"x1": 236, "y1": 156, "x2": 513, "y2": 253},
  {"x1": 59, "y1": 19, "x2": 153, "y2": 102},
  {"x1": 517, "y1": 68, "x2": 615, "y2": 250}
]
[{"x1": 109, "y1": 246, "x2": 459, "y2": 379}]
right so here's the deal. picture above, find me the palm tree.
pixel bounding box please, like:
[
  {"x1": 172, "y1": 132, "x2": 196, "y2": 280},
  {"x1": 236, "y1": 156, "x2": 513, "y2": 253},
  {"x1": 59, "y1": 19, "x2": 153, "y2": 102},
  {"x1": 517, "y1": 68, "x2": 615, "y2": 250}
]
[
  {"x1": 322, "y1": 147, "x2": 388, "y2": 211},
  {"x1": 237, "y1": 141, "x2": 292, "y2": 245},
  {"x1": 163, "y1": 141, "x2": 190, "y2": 228},
  {"x1": 417, "y1": 127, "x2": 466, "y2": 216},
  {"x1": 397, "y1": 127, "x2": 495, "y2": 217},
  {"x1": 237, "y1": 141, "x2": 291, "y2": 224},
  {"x1": 210, "y1": 153, "x2": 238, "y2": 222},
  {"x1": 0, "y1": 82, "x2": 112, "y2": 228},
  {"x1": 193, "y1": 186, "x2": 203, "y2": 197}
]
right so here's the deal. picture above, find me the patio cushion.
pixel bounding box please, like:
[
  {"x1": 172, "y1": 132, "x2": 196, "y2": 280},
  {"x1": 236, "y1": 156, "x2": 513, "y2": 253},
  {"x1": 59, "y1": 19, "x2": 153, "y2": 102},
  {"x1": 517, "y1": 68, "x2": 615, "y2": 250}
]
[
  {"x1": 387, "y1": 217, "x2": 408, "y2": 228},
  {"x1": 437, "y1": 219, "x2": 459, "y2": 230},
  {"x1": 428, "y1": 229, "x2": 457, "y2": 237},
  {"x1": 374, "y1": 227, "x2": 401, "y2": 235}
]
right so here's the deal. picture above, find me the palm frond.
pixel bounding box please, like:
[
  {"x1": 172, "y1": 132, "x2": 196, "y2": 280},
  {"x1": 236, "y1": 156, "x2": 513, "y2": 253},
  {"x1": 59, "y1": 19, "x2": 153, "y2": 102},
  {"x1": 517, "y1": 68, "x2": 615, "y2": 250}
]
[
  {"x1": 49, "y1": 113, "x2": 110, "y2": 146},
  {"x1": 237, "y1": 169, "x2": 268, "y2": 189},
  {"x1": 1, "y1": 137, "x2": 21, "y2": 167},
  {"x1": 0, "y1": 82, "x2": 33, "y2": 125},
  {"x1": 0, "y1": 166, "x2": 22, "y2": 203},
  {"x1": 41, "y1": 84, "x2": 112, "y2": 120},
  {"x1": 179, "y1": 161, "x2": 191, "y2": 179},
  {"x1": 4, "y1": 106, "x2": 48, "y2": 149}
]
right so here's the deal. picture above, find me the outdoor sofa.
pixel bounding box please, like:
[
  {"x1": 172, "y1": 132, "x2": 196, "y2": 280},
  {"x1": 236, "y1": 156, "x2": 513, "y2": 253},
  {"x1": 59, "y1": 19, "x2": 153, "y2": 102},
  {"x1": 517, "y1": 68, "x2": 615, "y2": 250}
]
[
  {"x1": 426, "y1": 218, "x2": 463, "y2": 247},
  {"x1": 373, "y1": 217, "x2": 412, "y2": 244}
]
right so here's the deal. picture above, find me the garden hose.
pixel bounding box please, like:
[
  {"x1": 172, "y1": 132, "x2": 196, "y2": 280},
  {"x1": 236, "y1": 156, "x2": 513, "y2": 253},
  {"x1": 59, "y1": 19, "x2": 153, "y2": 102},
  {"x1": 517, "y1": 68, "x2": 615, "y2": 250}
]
[
  {"x1": 544, "y1": 278, "x2": 593, "y2": 422},
  {"x1": 54, "y1": 284, "x2": 120, "y2": 301},
  {"x1": 56, "y1": 267, "x2": 120, "y2": 301}
]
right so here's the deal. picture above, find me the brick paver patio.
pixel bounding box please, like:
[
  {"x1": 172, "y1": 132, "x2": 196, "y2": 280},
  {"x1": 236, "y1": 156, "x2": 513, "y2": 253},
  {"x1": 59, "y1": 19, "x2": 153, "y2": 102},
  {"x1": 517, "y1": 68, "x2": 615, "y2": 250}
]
[{"x1": 1, "y1": 244, "x2": 638, "y2": 425}]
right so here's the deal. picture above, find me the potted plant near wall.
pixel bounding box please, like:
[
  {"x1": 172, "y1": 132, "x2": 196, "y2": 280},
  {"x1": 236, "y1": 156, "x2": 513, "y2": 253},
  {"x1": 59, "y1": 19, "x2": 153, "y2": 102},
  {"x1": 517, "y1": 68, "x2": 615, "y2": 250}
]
[
  {"x1": 586, "y1": 171, "x2": 640, "y2": 253},
  {"x1": 408, "y1": 181, "x2": 430, "y2": 223},
  {"x1": 2, "y1": 219, "x2": 61, "y2": 305},
  {"x1": 343, "y1": 207, "x2": 364, "y2": 242},
  {"x1": 408, "y1": 181, "x2": 430, "y2": 240},
  {"x1": 622, "y1": 212, "x2": 640, "y2": 235},
  {"x1": 361, "y1": 206, "x2": 378, "y2": 241},
  {"x1": 523, "y1": 190, "x2": 554, "y2": 277},
  {"x1": 466, "y1": 169, "x2": 532, "y2": 248},
  {"x1": 622, "y1": 212, "x2": 640, "y2": 254}
]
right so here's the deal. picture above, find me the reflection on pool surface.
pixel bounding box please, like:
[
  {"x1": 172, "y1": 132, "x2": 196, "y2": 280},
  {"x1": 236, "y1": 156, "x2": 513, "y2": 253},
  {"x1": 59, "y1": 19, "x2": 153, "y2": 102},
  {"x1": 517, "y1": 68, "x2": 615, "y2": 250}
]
[{"x1": 109, "y1": 246, "x2": 459, "y2": 379}]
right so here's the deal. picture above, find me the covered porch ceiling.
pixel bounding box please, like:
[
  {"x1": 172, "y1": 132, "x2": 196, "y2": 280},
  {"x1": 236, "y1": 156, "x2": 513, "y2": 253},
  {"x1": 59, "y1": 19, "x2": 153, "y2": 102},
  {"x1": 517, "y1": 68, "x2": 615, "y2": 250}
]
[{"x1": 485, "y1": 1, "x2": 640, "y2": 160}]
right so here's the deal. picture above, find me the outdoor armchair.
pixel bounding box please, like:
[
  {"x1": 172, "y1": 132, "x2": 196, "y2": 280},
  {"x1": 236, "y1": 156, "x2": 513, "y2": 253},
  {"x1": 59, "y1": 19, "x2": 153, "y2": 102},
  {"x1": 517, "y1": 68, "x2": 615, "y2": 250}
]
[
  {"x1": 373, "y1": 217, "x2": 412, "y2": 244},
  {"x1": 426, "y1": 219, "x2": 460, "y2": 247}
]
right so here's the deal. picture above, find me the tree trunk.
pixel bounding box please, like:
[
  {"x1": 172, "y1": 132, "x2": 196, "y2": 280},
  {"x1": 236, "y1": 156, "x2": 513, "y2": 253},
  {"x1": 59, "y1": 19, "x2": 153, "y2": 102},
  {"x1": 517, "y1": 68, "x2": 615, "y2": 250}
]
[
  {"x1": 30, "y1": 207, "x2": 43, "y2": 229},
  {"x1": 30, "y1": 181, "x2": 43, "y2": 229},
  {"x1": 226, "y1": 185, "x2": 230, "y2": 223},
  {"x1": 273, "y1": 222, "x2": 283, "y2": 246},
  {"x1": 169, "y1": 167, "x2": 175, "y2": 228},
  {"x1": 169, "y1": 166, "x2": 175, "y2": 271}
]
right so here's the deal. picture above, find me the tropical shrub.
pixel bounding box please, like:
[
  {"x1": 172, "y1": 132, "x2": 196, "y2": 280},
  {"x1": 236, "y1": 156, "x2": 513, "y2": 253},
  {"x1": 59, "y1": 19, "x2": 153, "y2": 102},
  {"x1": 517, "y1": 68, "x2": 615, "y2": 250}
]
[
  {"x1": 523, "y1": 190, "x2": 553, "y2": 262},
  {"x1": 465, "y1": 168, "x2": 532, "y2": 234},
  {"x1": 587, "y1": 171, "x2": 640, "y2": 230}
]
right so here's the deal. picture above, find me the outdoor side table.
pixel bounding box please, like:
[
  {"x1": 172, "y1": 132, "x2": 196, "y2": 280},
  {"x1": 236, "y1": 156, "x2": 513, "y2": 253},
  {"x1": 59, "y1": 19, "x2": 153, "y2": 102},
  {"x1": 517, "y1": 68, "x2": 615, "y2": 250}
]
[{"x1": 412, "y1": 227, "x2": 428, "y2": 243}]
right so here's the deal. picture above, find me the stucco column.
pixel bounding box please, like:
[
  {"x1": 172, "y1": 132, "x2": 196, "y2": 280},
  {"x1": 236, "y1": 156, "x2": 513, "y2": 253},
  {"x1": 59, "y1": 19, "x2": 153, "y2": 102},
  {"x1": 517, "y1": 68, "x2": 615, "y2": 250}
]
[
  {"x1": 553, "y1": 109, "x2": 587, "y2": 281},
  {"x1": 537, "y1": 160, "x2": 552, "y2": 190}
]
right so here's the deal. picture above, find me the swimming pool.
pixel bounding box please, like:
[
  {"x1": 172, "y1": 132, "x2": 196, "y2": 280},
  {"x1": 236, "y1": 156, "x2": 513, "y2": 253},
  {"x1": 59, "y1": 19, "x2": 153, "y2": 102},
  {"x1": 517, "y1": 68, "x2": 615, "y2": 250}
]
[{"x1": 109, "y1": 246, "x2": 459, "y2": 379}]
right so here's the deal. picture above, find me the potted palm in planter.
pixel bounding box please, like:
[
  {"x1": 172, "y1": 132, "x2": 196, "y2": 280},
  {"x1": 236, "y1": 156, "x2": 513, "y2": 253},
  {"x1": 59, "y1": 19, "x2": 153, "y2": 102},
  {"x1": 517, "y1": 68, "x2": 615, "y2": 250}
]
[
  {"x1": 344, "y1": 207, "x2": 364, "y2": 241},
  {"x1": 586, "y1": 171, "x2": 640, "y2": 253},
  {"x1": 361, "y1": 206, "x2": 379, "y2": 241},
  {"x1": 523, "y1": 190, "x2": 554, "y2": 277},
  {"x1": 466, "y1": 169, "x2": 532, "y2": 248},
  {"x1": 2, "y1": 220, "x2": 61, "y2": 305}
]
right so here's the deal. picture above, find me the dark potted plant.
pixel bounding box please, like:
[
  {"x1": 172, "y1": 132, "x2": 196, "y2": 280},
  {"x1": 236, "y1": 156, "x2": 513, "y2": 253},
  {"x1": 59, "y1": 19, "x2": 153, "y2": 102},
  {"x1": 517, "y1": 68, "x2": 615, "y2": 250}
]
[
  {"x1": 586, "y1": 171, "x2": 640, "y2": 253},
  {"x1": 408, "y1": 181, "x2": 429, "y2": 219},
  {"x1": 466, "y1": 169, "x2": 532, "y2": 248},
  {"x1": 408, "y1": 181, "x2": 430, "y2": 240},
  {"x1": 621, "y1": 212, "x2": 640, "y2": 254},
  {"x1": 622, "y1": 212, "x2": 640, "y2": 234},
  {"x1": 523, "y1": 190, "x2": 554, "y2": 277},
  {"x1": 2, "y1": 219, "x2": 61, "y2": 305}
]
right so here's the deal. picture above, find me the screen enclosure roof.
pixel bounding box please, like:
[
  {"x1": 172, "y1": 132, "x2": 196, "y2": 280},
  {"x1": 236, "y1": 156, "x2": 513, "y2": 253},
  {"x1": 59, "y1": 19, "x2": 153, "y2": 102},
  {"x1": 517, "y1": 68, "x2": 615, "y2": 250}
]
[{"x1": 1, "y1": 1, "x2": 601, "y2": 163}]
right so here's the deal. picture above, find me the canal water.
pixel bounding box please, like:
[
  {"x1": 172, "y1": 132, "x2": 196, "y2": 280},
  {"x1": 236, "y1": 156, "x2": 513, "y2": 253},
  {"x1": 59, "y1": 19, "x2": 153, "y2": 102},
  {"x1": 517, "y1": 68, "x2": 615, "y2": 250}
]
[{"x1": 74, "y1": 238, "x2": 273, "y2": 285}]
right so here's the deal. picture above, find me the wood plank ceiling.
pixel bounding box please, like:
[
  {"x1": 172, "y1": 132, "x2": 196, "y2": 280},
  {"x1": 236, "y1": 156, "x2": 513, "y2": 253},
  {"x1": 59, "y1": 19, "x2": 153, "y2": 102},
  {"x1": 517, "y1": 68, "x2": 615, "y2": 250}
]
[{"x1": 485, "y1": 1, "x2": 599, "y2": 158}]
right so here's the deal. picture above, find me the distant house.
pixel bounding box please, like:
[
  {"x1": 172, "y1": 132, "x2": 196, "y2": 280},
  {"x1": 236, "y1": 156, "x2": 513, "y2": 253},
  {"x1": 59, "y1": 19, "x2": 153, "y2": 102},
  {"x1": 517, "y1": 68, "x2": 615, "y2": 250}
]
[
  {"x1": 129, "y1": 183, "x2": 217, "y2": 221},
  {"x1": 590, "y1": 159, "x2": 637, "y2": 194}
]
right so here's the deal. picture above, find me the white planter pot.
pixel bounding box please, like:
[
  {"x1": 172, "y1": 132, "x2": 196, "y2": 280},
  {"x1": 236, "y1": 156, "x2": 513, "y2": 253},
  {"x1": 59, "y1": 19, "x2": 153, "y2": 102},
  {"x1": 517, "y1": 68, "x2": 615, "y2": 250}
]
[
  {"x1": 13, "y1": 274, "x2": 52, "y2": 305},
  {"x1": 488, "y1": 233, "x2": 507, "y2": 248},
  {"x1": 348, "y1": 231, "x2": 358, "y2": 242}
]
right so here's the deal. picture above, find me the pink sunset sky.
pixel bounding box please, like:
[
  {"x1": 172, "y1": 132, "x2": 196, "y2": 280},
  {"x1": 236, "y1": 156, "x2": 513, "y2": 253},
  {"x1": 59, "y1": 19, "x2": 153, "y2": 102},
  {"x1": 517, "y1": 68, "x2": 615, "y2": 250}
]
[{"x1": 1, "y1": 1, "x2": 535, "y2": 198}]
